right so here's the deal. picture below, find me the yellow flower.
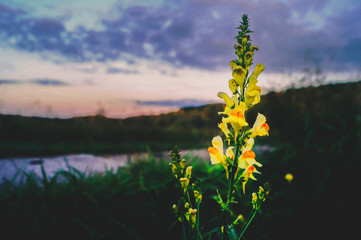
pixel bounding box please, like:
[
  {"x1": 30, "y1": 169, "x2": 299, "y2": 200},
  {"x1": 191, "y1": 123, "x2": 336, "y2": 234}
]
[
  {"x1": 218, "y1": 122, "x2": 231, "y2": 137},
  {"x1": 234, "y1": 44, "x2": 244, "y2": 57},
  {"x1": 226, "y1": 146, "x2": 235, "y2": 161},
  {"x1": 241, "y1": 165, "x2": 261, "y2": 193},
  {"x1": 242, "y1": 37, "x2": 248, "y2": 45},
  {"x1": 217, "y1": 92, "x2": 234, "y2": 108},
  {"x1": 245, "y1": 84, "x2": 261, "y2": 108},
  {"x1": 228, "y1": 79, "x2": 238, "y2": 94},
  {"x1": 252, "y1": 192, "x2": 258, "y2": 208},
  {"x1": 230, "y1": 61, "x2": 247, "y2": 87},
  {"x1": 244, "y1": 51, "x2": 253, "y2": 66},
  {"x1": 222, "y1": 101, "x2": 248, "y2": 134},
  {"x1": 185, "y1": 166, "x2": 192, "y2": 179},
  {"x1": 250, "y1": 46, "x2": 259, "y2": 51},
  {"x1": 248, "y1": 63, "x2": 265, "y2": 87},
  {"x1": 179, "y1": 178, "x2": 189, "y2": 189},
  {"x1": 238, "y1": 138, "x2": 262, "y2": 170},
  {"x1": 186, "y1": 208, "x2": 198, "y2": 229},
  {"x1": 208, "y1": 135, "x2": 233, "y2": 178},
  {"x1": 194, "y1": 190, "x2": 202, "y2": 204},
  {"x1": 250, "y1": 113, "x2": 269, "y2": 138},
  {"x1": 169, "y1": 163, "x2": 178, "y2": 178},
  {"x1": 179, "y1": 159, "x2": 186, "y2": 169},
  {"x1": 285, "y1": 173, "x2": 294, "y2": 182}
]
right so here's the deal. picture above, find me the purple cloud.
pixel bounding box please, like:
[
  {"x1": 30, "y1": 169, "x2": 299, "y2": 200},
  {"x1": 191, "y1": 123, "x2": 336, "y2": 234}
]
[
  {"x1": 136, "y1": 99, "x2": 211, "y2": 108},
  {"x1": 0, "y1": 1, "x2": 360, "y2": 74},
  {"x1": 0, "y1": 78, "x2": 69, "y2": 86}
]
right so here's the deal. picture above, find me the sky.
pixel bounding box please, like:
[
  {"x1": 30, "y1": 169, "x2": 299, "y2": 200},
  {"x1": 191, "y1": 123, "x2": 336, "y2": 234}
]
[{"x1": 0, "y1": 0, "x2": 360, "y2": 118}]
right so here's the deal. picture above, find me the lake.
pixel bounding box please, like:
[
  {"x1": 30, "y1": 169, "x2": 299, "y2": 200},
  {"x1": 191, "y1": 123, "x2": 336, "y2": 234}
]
[
  {"x1": 0, "y1": 146, "x2": 273, "y2": 184},
  {"x1": 0, "y1": 149, "x2": 211, "y2": 184}
]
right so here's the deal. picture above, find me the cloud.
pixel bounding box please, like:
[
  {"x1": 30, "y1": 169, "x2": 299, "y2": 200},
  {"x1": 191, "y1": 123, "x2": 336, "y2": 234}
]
[
  {"x1": 136, "y1": 99, "x2": 212, "y2": 108},
  {"x1": 0, "y1": 78, "x2": 69, "y2": 86},
  {"x1": 0, "y1": 79, "x2": 22, "y2": 85},
  {"x1": 0, "y1": 1, "x2": 360, "y2": 74},
  {"x1": 107, "y1": 67, "x2": 139, "y2": 74},
  {"x1": 29, "y1": 79, "x2": 69, "y2": 86}
]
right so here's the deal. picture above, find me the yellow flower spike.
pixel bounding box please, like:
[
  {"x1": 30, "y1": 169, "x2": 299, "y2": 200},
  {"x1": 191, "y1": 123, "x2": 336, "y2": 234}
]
[
  {"x1": 185, "y1": 166, "x2": 192, "y2": 179},
  {"x1": 248, "y1": 63, "x2": 265, "y2": 87},
  {"x1": 217, "y1": 92, "x2": 235, "y2": 108},
  {"x1": 250, "y1": 113, "x2": 270, "y2": 138},
  {"x1": 208, "y1": 135, "x2": 229, "y2": 178},
  {"x1": 245, "y1": 84, "x2": 261, "y2": 108},
  {"x1": 231, "y1": 65, "x2": 247, "y2": 86},
  {"x1": 228, "y1": 79, "x2": 238, "y2": 94}
]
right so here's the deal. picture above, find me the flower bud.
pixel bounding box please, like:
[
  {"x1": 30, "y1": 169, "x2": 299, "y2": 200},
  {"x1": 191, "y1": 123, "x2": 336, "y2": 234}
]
[
  {"x1": 187, "y1": 208, "x2": 197, "y2": 229},
  {"x1": 244, "y1": 51, "x2": 253, "y2": 66},
  {"x1": 252, "y1": 192, "x2": 258, "y2": 208},
  {"x1": 218, "y1": 122, "x2": 231, "y2": 137},
  {"x1": 184, "y1": 202, "x2": 190, "y2": 209},
  {"x1": 217, "y1": 92, "x2": 234, "y2": 108},
  {"x1": 179, "y1": 178, "x2": 189, "y2": 189},
  {"x1": 242, "y1": 37, "x2": 248, "y2": 45},
  {"x1": 228, "y1": 79, "x2": 238, "y2": 94},
  {"x1": 185, "y1": 166, "x2": 192, "y2": 179},
  {"x1": 237, "y1": 214, "x2": 244, "y2": 222},
  {"x1": 169, "y1": 163, "x2": 178, "y2": 178},
  {"x1": 231, "y1": 65, "x2": 247, "y2": 86},
  {"x1": 179, "y1": 159, "x2": 186, "y2": 169},
  {"x1": 250, "y1": 46, "x2": 259, "y2": 51}
]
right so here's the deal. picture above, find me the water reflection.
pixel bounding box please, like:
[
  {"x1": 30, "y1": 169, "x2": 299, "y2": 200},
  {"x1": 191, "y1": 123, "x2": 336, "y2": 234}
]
[
  {"x1": 0, "y1": 146, "x2": 273, "y2": 184},
  {"x1": 0, "y1": 149, "x2": 210, "y2": 184}
]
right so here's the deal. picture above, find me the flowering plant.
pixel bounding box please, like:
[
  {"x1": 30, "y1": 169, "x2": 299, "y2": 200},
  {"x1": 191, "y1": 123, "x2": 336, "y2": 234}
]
[{"x1": 170, "y1": 14, "x2": 271, "y2": 240}]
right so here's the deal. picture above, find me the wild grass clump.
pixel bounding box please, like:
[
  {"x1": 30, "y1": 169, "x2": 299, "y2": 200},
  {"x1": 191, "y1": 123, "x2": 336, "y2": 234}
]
[{"x1": 0, "y1": 153, "x2": 227, "y2": 240}]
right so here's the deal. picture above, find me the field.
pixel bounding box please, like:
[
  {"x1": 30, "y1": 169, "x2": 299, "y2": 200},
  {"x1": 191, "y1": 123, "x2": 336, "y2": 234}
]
[{"x1": 1, "y1": 81, "x2": 361, "y2": 239}]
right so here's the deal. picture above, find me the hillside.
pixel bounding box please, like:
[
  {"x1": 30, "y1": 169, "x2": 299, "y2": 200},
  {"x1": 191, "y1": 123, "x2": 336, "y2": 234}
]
[{"x1": 1, "y1": 81, "x2": 360, "y2": 157}]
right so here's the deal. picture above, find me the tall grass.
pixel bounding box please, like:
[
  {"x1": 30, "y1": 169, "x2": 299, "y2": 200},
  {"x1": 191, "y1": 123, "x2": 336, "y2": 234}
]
[{"x1": 0, "y1": 153, "x2": 229, "y2": 240}]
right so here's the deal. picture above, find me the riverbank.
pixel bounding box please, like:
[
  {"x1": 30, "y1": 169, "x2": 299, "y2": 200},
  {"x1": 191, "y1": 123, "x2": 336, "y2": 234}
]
[{"x1": 2, "y1": 81, "x2": 360, "y2": 158}]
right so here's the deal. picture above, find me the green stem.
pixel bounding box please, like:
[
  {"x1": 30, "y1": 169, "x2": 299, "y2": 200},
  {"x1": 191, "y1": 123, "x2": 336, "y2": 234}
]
[
  {"x1": 223, "y1": 139, "x2": 241, "y2": 240},
  {"x1": 237, "y1": 208, "x2": 259, "y2": 240},
  {"x1": 196, "y1": 202, "x2": 203, "y2": 240},
  {"x1": 186, "y1": 191, "x2": 193, "y2": 209}
]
